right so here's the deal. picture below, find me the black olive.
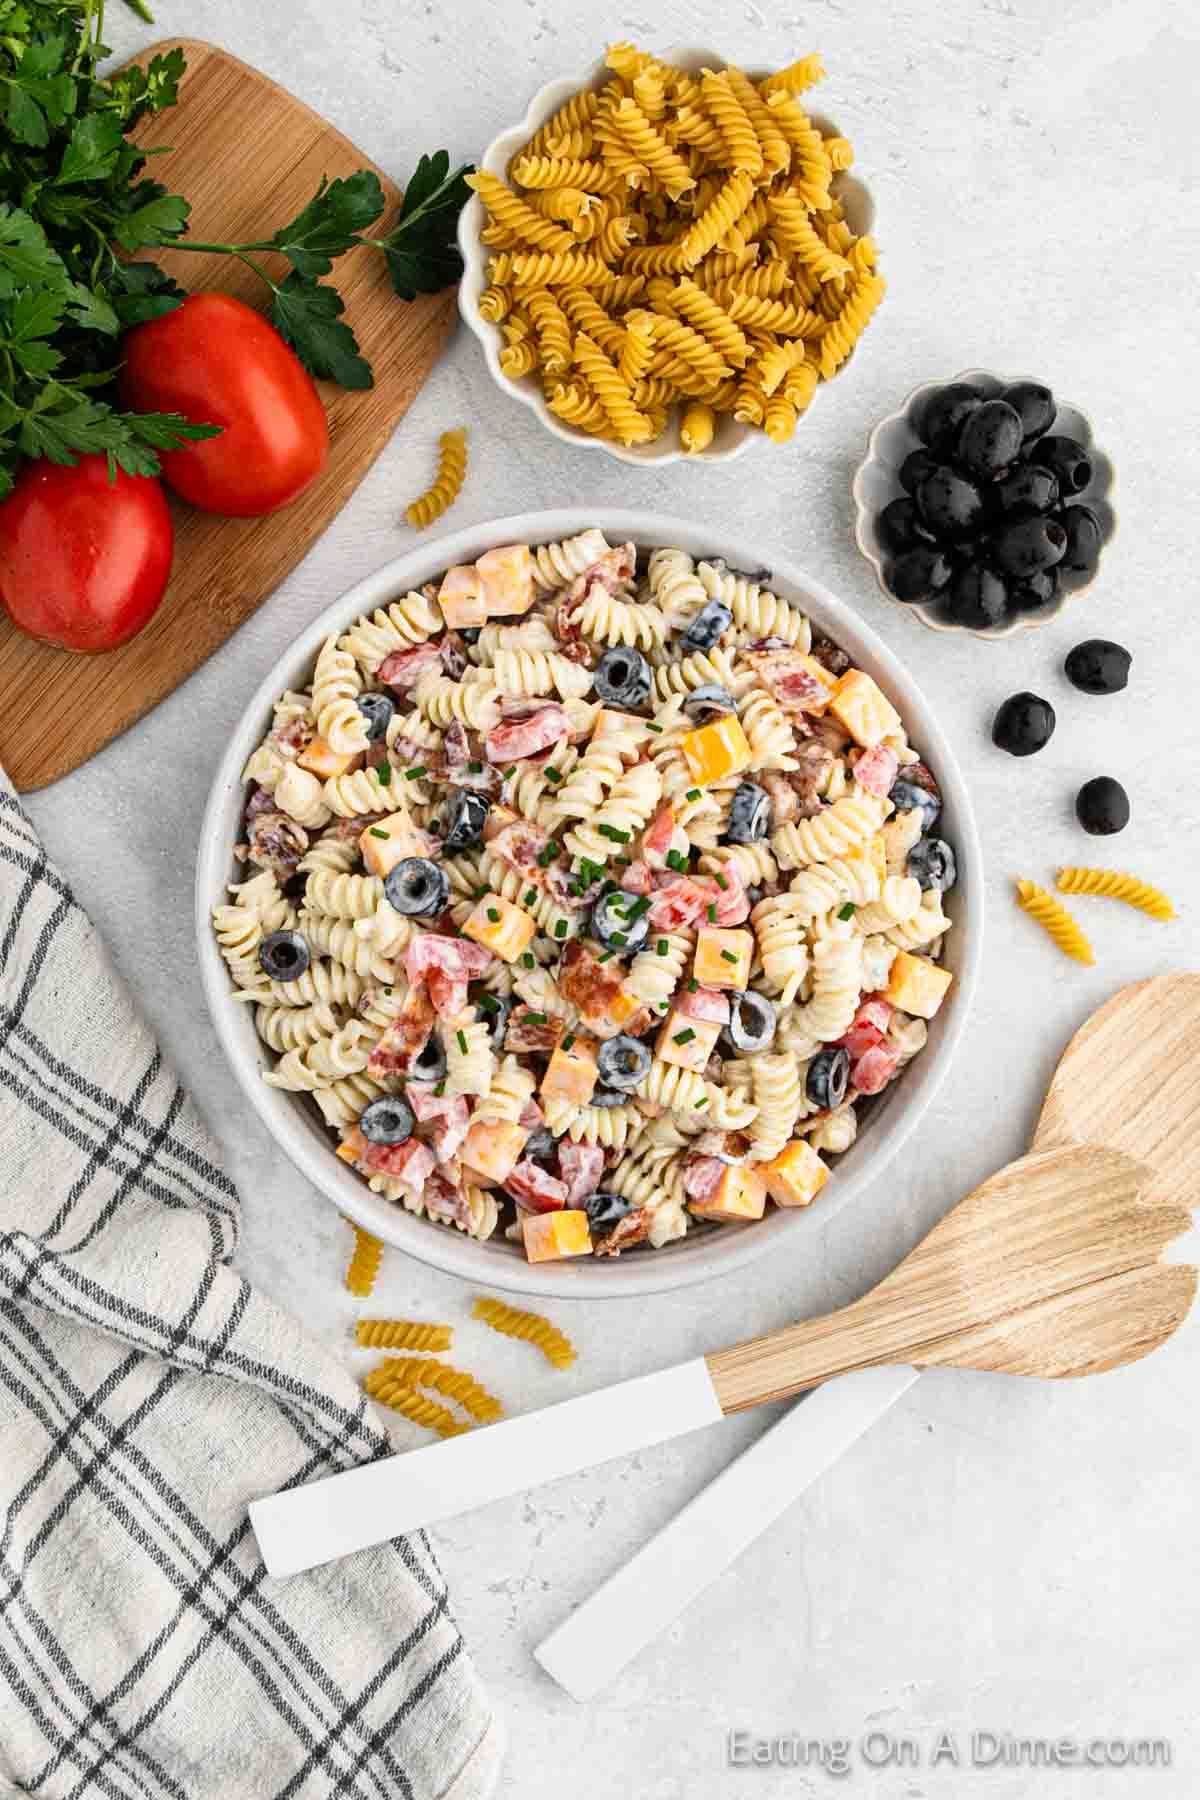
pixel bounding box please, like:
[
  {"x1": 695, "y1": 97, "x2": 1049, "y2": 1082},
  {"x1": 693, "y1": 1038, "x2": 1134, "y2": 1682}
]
[
  {"x1": 1064, "y1": 639, "x2": 1131, "y2": 696},
  {"x1": 992, "y1": 692, "x2": 1056, "y2": 757},
  {"x1": 258, "y1": 930, "x2": 310, "y2": 982},
  {"x1": 1076, "y1": 776, "x2": 1129, "y2": 836}
]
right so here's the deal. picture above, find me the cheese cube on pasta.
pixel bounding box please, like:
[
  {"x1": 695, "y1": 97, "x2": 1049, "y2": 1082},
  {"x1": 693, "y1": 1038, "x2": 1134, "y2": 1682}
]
[
  {"x1": 884, "y1": 950, "x2": 953, "y2": 1019},
  {"x1": 359, "y1": 811, "x2": 427, "y2": 877},
  {"x1": 523, "y1": 1210, "x2": 593, "y2": 1261},
  {"x1": 762, "y1": 1139, "x2": 830, "y2": 1209},
  {"x1": 298, "y1": 736, "x2": 359, "y2": 779},
  {"x1": 694, "y1": 927, "x2": 753, "y2": 990},
  {"x1": 688, "y1": 1165, "x2": 768, "y2": 1222},
  {"x1": 655, "y1": 1008, "x2": 722, "y2": 1072},
  {"x1": 828, "y1": 669, "x2": 902, "y2": 748},
  {"x1": 438, "y1": 564, "x2": 488, "y2": 628},
  {"x1": 541, "y1": 1035, "x2": 598, "y2": 1109},
  {"x1": 477, "y1": 543, "x2": 535, "y2": 616},
  {"x1": 462, "y1": 894, "x2": 538, "y2": 962},
  {"x1": 679, "y1": 715, "x2": 752, "y2": 785},
  {"x1": 461, "y1": 1119, "x2": 529, "y2": 1184}
]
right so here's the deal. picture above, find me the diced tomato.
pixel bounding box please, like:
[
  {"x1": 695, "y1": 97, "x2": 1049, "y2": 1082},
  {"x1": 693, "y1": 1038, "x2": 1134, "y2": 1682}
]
[
  {"x1": 409, "y1": 1087, "x2": 470, "y2": 1159},
  {"x1": 367, "y1": 984, "x2": 436, "y2": 1077},
  {"x1": 646, "y1": 876, "x2": 711, "y2": 932},
  {"x1": 405, "y1": 932, "x2": 494, "y2": 1017},
  {"x1": 642, "y1": 804, "x2": 676, "y2": 861},
  {"x1": 836, "y1": 996, "x2": 894, "y2": 1061},
  {"x1": 484, "y1": 701, "x2": 568, "y2": 764},
  {"x1": 488, "y1": 819, "x2": 550, "y2": 874},
  {"x1": 379, "y1": 642, "x2": 443, "y2": 693},
  {"x1": 853, "y1": 744, "x2": 899, "y2": 800},
  {"x1": 675, "y1": 984, "x2": 730, "y2": 1026},
  {"x1": 362, "y1": 1137, "x2": 436, "y2": 1189}
]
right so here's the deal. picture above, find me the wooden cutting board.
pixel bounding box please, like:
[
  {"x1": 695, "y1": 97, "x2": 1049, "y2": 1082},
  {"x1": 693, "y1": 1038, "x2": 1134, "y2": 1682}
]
[{"x1": 0, "y1": 38, "x2": 458, "y2": 792}]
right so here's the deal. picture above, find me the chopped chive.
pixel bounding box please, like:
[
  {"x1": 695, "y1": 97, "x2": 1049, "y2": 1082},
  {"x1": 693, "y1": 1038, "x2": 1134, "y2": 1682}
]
[
  {"x1": 657, "y1": 939, "x2": 669, "y2": 956},
  {"x1": 368, "y1": 826, "x2": 389, "y2": 839},
  {"x1": 527, "y1": 1011, "x2": 547, "y2": 1025},
  {"x1": 694, "y1": 1097, "x2": 708, "y2": 1109},
  {"x1": 686, "y1": 787, "x2": 701, "y2": 801},
  {"x1": 554, "y1": 920, "x2": 567, "y2": 938},
  {"x1": 627, "y1": 896, "x2": 651, "y2": 921},
  {"x1": 598, "y1": 949, "x2": 615, "y2": 962},
  {"x1": 473, "y1": 885, "x2": 488, "y2": 899},
  {"x1": 525, "y1": 887, "x2": 537, "y2": 905},
  {"x1": 614, "y1": 854, "x2": 631, "y2": 866},
  {"x1": 405, "y1": 765, "x2": 426, "y2": 780},
  {"x1": 521, "y1": 952, "x2": 535, "y2": 968},
  {"x1": 538, "y1": 845, "x2": 556, "y2": 866},
  {"x1": 478, "y1": 993, "x2": 499, "y2": 1012},
  {"x1": 597, "y1": 824, "x2": 631, "y2": 843},
  {"x1": 838, "y1": 902, "x2": 857, "y2": 920},
  {"x1": 646, "y1": 722, "x2": 662, "y2": 733},
  {"x1": 457, "y1": 1029, "x2": 468, "y2": 1053},
  {"x1": 467, "y1": 760, "x2": 483, "y2": 773},
  {"x1": 673, "y1": 1027, "x2": 696, "y2": 1045},
  {"x1": 562, "y1": 1032, "x2": 576, "y2": 1050},
  {"x1": 688, "y1": 978, "x2": 698, "y2": 991},
  {"x1": 435, "y1": 1080, "x2": 446, "y2": 1097},
  {"x1": 375, "y1": 763, "x2": 393, "y2": 786},
  {"x1": 545, "y1": 766, "x2": 561, "y2": 782},
  {"x1": 610, "y1": 932, "x2": 627, "y2": 947},
  {"x1": 721, "y1": 949, "x2": 738, "y2": 963},
  {"x1": 713, "y1": 873, "x2": 728, "y2": 891},
  {"x1": 666, "y1": 849, "x2": 686, "y2": 872},
  {"x1": 487, "y1": 907, "x2": 500, "y2": 923},
  {"x1": 707, "y1": 903, "x2": 717, "y2": 923}
]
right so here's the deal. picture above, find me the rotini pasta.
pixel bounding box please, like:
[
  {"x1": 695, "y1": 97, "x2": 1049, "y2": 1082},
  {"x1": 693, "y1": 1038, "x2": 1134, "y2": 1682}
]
[
  {"x1": 473, "y1": 1296, "x2": 577, "y2": 1368},
  {"x1": 344, "y1": 1224, "x2": 383, "y2": 1297},
  {"x1": 363, "y1": 1370, "x2": 470, "y2": 1437},
  {"x1": 374, "y1": 1356, "x2": 502, "y2": 1423},
  {"x1": 1055, "y1": 867, "x2": 1175, "y2": 922},
  {"x1": 405, "y1": 428, "x2": 468, "y2": 529},
  {"x1": 1016, "y1": 880, "x2": 1095, "y2": 965},
  {"x1": 356, "y1": 1318, "x2": 453, "y2": 1351}
]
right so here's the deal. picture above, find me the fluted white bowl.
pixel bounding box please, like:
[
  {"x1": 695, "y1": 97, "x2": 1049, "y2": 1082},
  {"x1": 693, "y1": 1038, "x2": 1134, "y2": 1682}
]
[{"x1": 457, "y1": 48, "x2": 876, "y2": 467}]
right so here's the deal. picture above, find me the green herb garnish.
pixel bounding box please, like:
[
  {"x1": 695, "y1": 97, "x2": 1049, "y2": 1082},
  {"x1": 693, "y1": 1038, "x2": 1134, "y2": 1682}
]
[
  {"x1": 486, "y1": 906, "x2": 500, "y2": 923},
  {"x1": 838, "y1": 902, "x2": 857, "y2": 920},
  {"x1": 456, "y1": 1029, "x2": 468, "y2": 1053},
  {"x1": 673, "y1": 1027, "x2": 696, "y2": 1046},
  {"x1": 375, "y1": 763, "x2": 393, "y2": 786},
  {"x1": 368, "y1": 826, "x2": 389, "y2": 838},
  {"x1": 720, "y1": 949, "x2": 738, "y2": 963}
]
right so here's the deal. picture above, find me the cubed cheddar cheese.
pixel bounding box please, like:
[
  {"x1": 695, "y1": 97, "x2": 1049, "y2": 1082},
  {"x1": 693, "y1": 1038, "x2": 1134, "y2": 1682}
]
[
  {"x1": 477, "y1": 543, "x2": 535, "y2": 617},
  {"x1": 358, "y1": 809, "x2": 425, "y2": 877},
  {"x1": 606, "y1": 986, "x2": 645, "y2": 1029},
  {"x1": 688, "y1": 1164, "x2": 768, "y2": 1223},
  {"x1": 540, "y1": 1035, "x2": 598, "y2": 1109},
  {"x1": 461, "y1": 1119, "x2": 528, "y2": 1185},
  {"x1": 884, "y1": 950, "x2": 954, "y2": 1020},
  {"x1": 693, "y1": 926, "x2": 753, "y2": 991},
  {"x1": 461, "y1": 893, "x2": 538, "y2": 963},
  {"x1": 679, "y1": 715, "x2": 752, "y2": 786},
  {"x1": 297, "y1": 736, "x2": 359, "y2": 779},
  {"x1": 762, "y1": 1139, "x2": 829, "y2": 1209},
  {"x1": 828, "y1": 669, "x2": 902, "y2": 749},
  {"x1": 336, "y1": 1129, "x2": 366, "y2": 1164},
  {"x1": 437, "y1": 564, "x2": 488, "y2": 629},
  {"x1": 656, "y1": 1006, "x2": 722, "y2": 1073},
  {"x1": 523, "y1": 1209, "x2": 593, "y2": 1262}
]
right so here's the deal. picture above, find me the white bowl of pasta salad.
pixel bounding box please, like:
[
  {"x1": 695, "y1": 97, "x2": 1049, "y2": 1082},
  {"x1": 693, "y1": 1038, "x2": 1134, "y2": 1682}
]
[
  {"x1": 197, "y1": 510, "x2": 981, "y2": 1297},
  {"x1": 457, "y1": 45, "x2": 878, "y2": 464}
]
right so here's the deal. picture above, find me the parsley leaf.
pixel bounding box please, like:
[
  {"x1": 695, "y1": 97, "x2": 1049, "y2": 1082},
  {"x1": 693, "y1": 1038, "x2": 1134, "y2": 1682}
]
[
  {"x1": 56, "y1": 111, "x2": 126, "y2": 184},
  {"x1": 270, "y1": 170, "x2": 387, "y2": 278},
  {"x1": 271, "y1": 271, "x2": 372, "y2": 389},
  {"x1": 380, "y1": 150, "x2": 473, "y2": 299}
]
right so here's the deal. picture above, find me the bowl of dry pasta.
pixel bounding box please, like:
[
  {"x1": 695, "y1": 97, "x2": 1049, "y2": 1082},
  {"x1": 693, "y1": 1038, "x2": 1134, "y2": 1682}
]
[
  {"x1": 457, "y1": 43, "x2": 881, "y2": 465},
  {"x1": 197, "y1": 510, "x2": 982, "y2": 1298}
]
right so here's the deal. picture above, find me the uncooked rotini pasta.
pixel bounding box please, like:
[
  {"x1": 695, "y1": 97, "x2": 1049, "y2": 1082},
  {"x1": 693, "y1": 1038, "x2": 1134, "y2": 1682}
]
[
  {"x1": 356, "y1": 1318, "x2": 453, "y2": 1351},
  {"x1": 219, "y1": 530, "x2": 955, "y2": 1265},
  {"x1": 344, "y1": 1224, "x2": 384, "y2": 1297},
  {"x1": 473, "y1": 1296, "x2": 577, "y2": 1368},
  {"x1": 465, "y1": 46, "x2": 883, "y2": 449},
  {"x1": 1055, "y1": 867, "x2": 1175, "y2": 922},
  {"x1": 1016, "y1": 880, "x2": 1095, "y2": 965},
  {"x1": 374, "y1": 1356, "x2": 502, "y2": 1423},
  {"x1": 363, "y1": 1369, "x2": 470, "y2": 1437},
  {"x1": 405, "y1": 428, "x2": 468, "y2": 529}
]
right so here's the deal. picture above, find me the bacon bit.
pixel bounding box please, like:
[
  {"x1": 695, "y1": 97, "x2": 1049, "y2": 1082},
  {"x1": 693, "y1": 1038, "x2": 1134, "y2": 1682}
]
[
  {"x1": 809, "y1": 633, "x2": 851, "y2": 677},
  {"x1": 505, "y1": 1160, "x2": 568, "y2": 1213},
  {"x1": 484, "y1": 701, "x2": 569, "y2": 764},
  {"x1": 244, "y1": 784, "x2": 278, "y2": 822},
  {"x1": 594, "y1": 1206, "x2": 653, "y2": 1255},
  {"x1": 702, "y1": 863, "x2": 750, "y2": 927},
  {"x1": 558, "y1": 1141, "x2": 604, "y2": 1207},
  {"x1": 362, "y1": 1137, "x2": 436, "y2": 1188},
  {"x1": 558, "y1": 940, "x2": 626, "y2": 1023},
  {"x1": 489, "y1": 819, "x2": 551, "y2": 875},
  {"x1": 742, "y1": 646, "x2": 826, "y2": 718},
  {"x1": 423, "y1": 1169, "x2": 472, "y2": 1224},
  {"x1": 682, "y1": 1155, "x2": 726, "y2": 1201},
  {"x1": 756, "y1": 770, "x2": 795, "y2": 829},
  {"x1": 675, "y1": 984, "x2": 730, "y2": 1026},
  {"x1": 519, "y1": 1096, "x2": 545, "y2": 1131},
  {"x1": 785, "y1": 742, "x2": 836, "y2": 820},
  {"x1": 542, "y1": 859, "x2": 599, "y2": 912},
  {"x1": 439, "y1": 632, "x2": 471, "y2": 681},
  {"x1": 409, "y1": 1088, "x2": 470, "y2": 1160},
  {"x1": 850, "y1": 1042, "x2": 901, "y2": 1095},
  {"x1": 243, "y1": 810, "x2": 308, "y2": 878},
  {"x1": 367, "y1": 985, "x2": 436, "y2": 1078},
  {"x1": 405, "y1": 933, "x2": 494, "y2": 1018},
  {"x1": 618, "y1": 858, "x2": 656, "y2": 897},
  {"x1": 852, "y1": 744, "x2": 899, "y2": 801},
  {"x1": 505, "y1": 1005, "x2": 565, "y2": 1055},
  {"x1": 379, "y1": 641, "x2": 443, "y2": 694}
]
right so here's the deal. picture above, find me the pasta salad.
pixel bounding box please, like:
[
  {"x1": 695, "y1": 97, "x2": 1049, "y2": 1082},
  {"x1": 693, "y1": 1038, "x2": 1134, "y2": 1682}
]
[{"x1": 212, "y1": 530, "x2": 957, "y2": 1262}]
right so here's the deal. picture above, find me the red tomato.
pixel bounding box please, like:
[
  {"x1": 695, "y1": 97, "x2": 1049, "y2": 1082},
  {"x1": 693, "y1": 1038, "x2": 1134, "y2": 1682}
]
[
  {"x1": 119, "y1": 293, "x2": 329, "y2": 516},
  {"x1": 0, "y1": 455, "x2": 172, "y2": 653}
]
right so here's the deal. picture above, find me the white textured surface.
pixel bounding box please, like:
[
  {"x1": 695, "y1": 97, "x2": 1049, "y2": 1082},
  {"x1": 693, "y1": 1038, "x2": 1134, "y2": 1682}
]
[{"x1": 22, "y1": 1, "x2": 1200, "y2": 1793}]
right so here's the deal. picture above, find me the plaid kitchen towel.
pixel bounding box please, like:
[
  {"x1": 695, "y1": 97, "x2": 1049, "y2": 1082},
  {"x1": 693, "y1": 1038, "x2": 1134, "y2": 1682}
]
[{"x1": 0, "y1": 767, "x2": 503, "y2": 1800}]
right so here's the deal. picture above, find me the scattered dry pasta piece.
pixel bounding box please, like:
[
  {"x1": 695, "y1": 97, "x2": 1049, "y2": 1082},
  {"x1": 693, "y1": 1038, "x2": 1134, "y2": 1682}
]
[
  {"x1": 1015, "y1": 880, "x2": 1095, "y2": 965},
  {"x1": 473, "y1": 1295, "x2": 577, "y2": 1368},
  {"x1": 355, "y1": 1318, "x2": 453, "y2": 1351},
  {"x1": 344, "y1": 1225, "x2": 384, "y2": 1297},
  {"x1": 466, "y1": 45, "x2": 882, "y2": 450},
  {"x1": 405, "y1": 428, "x2": 467, "y2": 529},
  {"x1": 1055, "y1": 867, "x2": 1176, "y2": 922},
  {"x1": 363, "y1": 1370, "x2": 470, "y2": 1438},
  {"x1": 376, "y1": 1355, "x2": 503, "y2": 1423}
]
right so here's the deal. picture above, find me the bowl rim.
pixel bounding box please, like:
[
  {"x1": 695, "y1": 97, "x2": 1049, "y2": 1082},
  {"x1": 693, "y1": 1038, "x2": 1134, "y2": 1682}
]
[
  {"x1": 852, "y1": 367, "x2": 1116, "y2": 640},
  {"x1": 195, "y1": 508, "x2": 983, "y2": 1298},
  {"x1": 457, "y1": 46, "x2": 875, "y2": 469}
]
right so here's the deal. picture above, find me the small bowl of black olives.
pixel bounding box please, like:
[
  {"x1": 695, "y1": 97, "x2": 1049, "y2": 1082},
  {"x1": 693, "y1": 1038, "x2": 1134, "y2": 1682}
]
[{"x1": 853, "y1": 369, "x2": 1115, "y2": 639}]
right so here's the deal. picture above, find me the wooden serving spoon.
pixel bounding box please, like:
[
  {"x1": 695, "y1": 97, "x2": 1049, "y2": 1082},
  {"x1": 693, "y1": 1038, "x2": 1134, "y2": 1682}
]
[{"x1": 252, "y1": 973, "x2": 1200, "y2": 1576}]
